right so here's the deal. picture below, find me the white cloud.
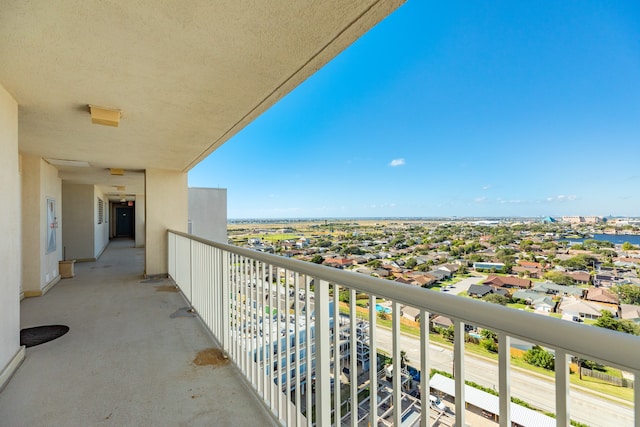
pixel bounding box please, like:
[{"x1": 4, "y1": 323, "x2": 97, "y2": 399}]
[
  {"x1": 482, "y1": 185, "x2": 491, "y2": 190},
  {"x1": 474, "y1": 197, "x2": 487, "y2": 203},
  {"x1": 546, "y1": 195, "x2": 577, "y2": 202},
  {"x1": 389, "y1": 158, "x2": 405, "y2": 167}
]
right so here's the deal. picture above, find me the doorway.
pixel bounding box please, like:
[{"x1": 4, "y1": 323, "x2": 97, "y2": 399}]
[{"x1": 115, "y1": 206, "x2": 135, "y2": 238}]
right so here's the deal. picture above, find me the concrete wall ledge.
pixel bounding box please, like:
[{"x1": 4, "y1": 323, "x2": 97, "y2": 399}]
[{"x1": 0, "y1": 346, "x2": 25, "y2": 393}]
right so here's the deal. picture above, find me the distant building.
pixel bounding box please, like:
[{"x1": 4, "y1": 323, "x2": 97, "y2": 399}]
[
  {"x1": 188, "y1": 187, "x2": 227, "y2": 243},
  {"x1": 473, "y1": 262, "x2": 505, "y2": 271},
  {"x1": 562, "y1": 216, "x2": 603, "y2": 224}
]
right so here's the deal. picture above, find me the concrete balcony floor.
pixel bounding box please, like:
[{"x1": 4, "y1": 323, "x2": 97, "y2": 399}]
[{"x1": 0, "y1": 239, "x2": 276, "y2": 427}]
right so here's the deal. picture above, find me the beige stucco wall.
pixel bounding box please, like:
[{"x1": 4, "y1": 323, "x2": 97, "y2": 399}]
[
  {"x1": 94, "y1": 187, "x2": 109, "y2": 259},
  {"x1": 145, "y1": 169, "x2": 187, "y2": 276},
  {"x1": 62, "y1": 184, "x2": 111, "y2": 261},
  {"x1": 62, "y1": 183, "x2": 94, "y2": 260},
  {"x1": 40, "y1": 160, "x2": 63, "y2": 287},
  {"x1": 135, "y1": 194, "x2": 145, "y2": 248},
  {"x1": 188, "y1": 187, "x2": 227, "y2": 243},
  {"x1": 21, "y1": 155, "x2": 41, "y2": 293},
  {"x1": 0, "y1": 83, "x2": 21, "y2": 378},
  {"x1": 21, "y1": 156, "x2": 62, "y2": 293}
]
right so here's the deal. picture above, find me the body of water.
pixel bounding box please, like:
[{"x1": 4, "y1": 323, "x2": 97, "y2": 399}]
[
  {"x1": 561, "y1": 233, "x2": 640, "y2": 246},
  {"x1": 375, "y1": 304, "x2": 391, "y2": 314}
]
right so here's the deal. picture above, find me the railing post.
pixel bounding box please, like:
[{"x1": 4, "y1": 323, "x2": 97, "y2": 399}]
[
  {"x1": 221, "y1": 250, "x2": 229, "y2": 353},
  {"x1": 498, "y1": 333, "x2": 511, "y2": 427},
  {"x1": 420, "y1": 309, "x2": 430, "y2": 427},
  {"x1": 392, "y1": 301, "x2": 401, "y2": 427},
  {"x1": 369, "y1": 295, "x2": 378, "y2": 427},
  {"x1": 634, "y1": 369, "x2": 639, "y2": 427},
  {"x1": 314, "y1": 279, "x2": 331, "y2": 427},
  {"x1": 556, "y1": 349, "x2": 570, "y2": 427},
  {"x1": 454, "y1": 319, "x2": 465, "y2": 427}
]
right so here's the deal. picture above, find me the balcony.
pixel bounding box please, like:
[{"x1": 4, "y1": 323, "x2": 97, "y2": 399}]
[
  {"x1": 168, "y1": 231, "x2": 640, "y2": 427},
  {"x1": 0, "y1": 239, "x2": 277, "y2": 426},
  {"x1": 2, "y1": 234, "x2": 638, "y2": 426}
]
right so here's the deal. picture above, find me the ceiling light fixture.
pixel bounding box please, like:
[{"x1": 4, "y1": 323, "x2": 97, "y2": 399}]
[{"x1": 89, "y1": 105, "x2": 122, "y2": 127}]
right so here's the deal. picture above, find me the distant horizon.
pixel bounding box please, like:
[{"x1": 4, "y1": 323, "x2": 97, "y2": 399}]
[
  {"x1": 227, "y1": 214, "x2": 640, "y2": 222},
  {"x1": 190, "y1": 1, "x2": 640, "y2": 219}
]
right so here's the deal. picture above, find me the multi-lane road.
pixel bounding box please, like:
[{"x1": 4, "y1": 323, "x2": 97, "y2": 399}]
[{"x1": 374, "y1": 326, "x2": 633, "y2": 427}]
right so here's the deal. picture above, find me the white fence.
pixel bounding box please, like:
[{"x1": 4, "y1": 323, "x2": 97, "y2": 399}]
[{"x1": 168, "y1": 230, "x2": 640, "y2": 427}]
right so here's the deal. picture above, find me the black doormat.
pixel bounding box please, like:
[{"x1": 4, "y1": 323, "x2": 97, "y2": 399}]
[{"x1": 20, "y1": 325, "x2": 69, "y2": 348}]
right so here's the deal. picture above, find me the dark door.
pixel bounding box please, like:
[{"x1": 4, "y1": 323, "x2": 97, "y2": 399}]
[{"x1": 115, "y1": 207, "x2": 134, "y2": 237}]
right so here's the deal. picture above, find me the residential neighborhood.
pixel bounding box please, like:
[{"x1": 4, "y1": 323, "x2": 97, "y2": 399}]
[{"x1": 230, "y1": 217, "x2": 640, "y2": 329}]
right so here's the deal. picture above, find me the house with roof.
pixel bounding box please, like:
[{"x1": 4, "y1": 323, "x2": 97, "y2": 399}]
[
  {"x1": 483, "y1": 275, "x2": 532, "y2": 290},
  {"x1": 373, "y1": 268, "x2": 391, "y2": 278},
  {"x1": 558, "y1": 296, "x2": 617, "y2": 320},
  {"x1": 426, "y1": 269, "x2": 450, "y2": 281},
  {"x1": 438, "y1": 263, "x2": 460, "y2": 275},
  {"x1": 400, "y1": 305, "x2": 421, "y2": 322},
  {"x1": 394, "y1": 277, "x2": 414, "y2": 285},
  {"x1": 431, "y1": 315, "x2": 453, "y2": 329},
  {"x1": 512, "y1": 290, "x2": 544, "y2": 304},
  {"x1": 510, "y1": 289, "x2": 556, "y2": 311},
  {"x1": 468, "y1": 285, "x2": 494, "y2": 298},
  {"x1": 468, "y1": 285, "x2": 509, "y2": 299},
  {"x1": 567, "y1": 271, "x2": 591, "y2": 285},
  {"x1": 410, "y1": 274, "x2": 436, "y2": 288},
  {"x1": 322, "y1": 257, "x2": 354, "y2": 269},
  {"x1": 620, "y1": 304, "x2": 640, "y2": 323},
  {"x1": 531, "y1": 281, "x2": 584, "y2": 298},
  {"x1": 585, "y1": 288, "x2": 619, "y2": 305},
  {"x1": 594, "y1": 274, "x2": 622, "y2": 288},
  {"x1": 518, "y1": 260, "x2": 544, "y2": 270},
  {"x1": 532, "y1": 296, "x2": 556, "y2": 313},
  {"x1": 512, "y1": 266, "x2": 542, "y2": 278}
]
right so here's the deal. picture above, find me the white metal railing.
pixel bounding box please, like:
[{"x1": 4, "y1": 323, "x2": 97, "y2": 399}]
[{"x1": 168, "y1": 230, "x2": 640, "y2": 427}]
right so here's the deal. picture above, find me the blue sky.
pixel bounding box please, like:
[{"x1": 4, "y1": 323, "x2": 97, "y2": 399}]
[{"x1": 189, "y1": 1, "x2": 640, "y2": 219}]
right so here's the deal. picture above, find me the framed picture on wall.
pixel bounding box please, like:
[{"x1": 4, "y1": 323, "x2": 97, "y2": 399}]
[{"x1": 46, "y1": 198, "x2": 57, "y2": 253}]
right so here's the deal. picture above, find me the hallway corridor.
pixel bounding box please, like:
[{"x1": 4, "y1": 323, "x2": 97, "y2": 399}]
[{"x1": 0, "y1": 239, "x2": 274, "y2": 426}]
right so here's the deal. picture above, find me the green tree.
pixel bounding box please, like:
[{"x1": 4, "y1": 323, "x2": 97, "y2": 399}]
[
  {"x1": 480, "y1": 329, "x2": 498, "y2": 341},
  {"x1": 342, "y1": 245, "x2": 364, "y2": 255},
  {"x1": 480, "y1": 338, "x2": 498, "y2": 353},
  {"x1": 561, "y1": 254, "x2": 598, "y2": 271},
  {"x1": 542, "y1": 271, "x2": 576, "y2": 286},
  {"x1": 593, "y1": 311, "x2": 640, "y2": 335},
  {"x1": 482, "y1": 293, "x2": 509, "y2": 305},
  {"x1": 366, "y1": 259, "x2": 382, "y2": 269},
  {"x1": 594, "y1": 310, "x2": 620, "y2": 331},
  {"x1": 442, "y1": 325, "x2": 455, "y2": 342},
  {"x1": 622, "y1": 241, "x2": 637, "y2": 252},
  {"x1": 310, "y1": 254, "x2": 324, "y2": 264},
  {"x1": 613, "y1": 283, "x2": 640, "y2": 305},
  {"x1": 405, "y1": 257, "x2": 417, "y2": 269},
  {"x1": 523, "y1": 345, "x2": 555, "y2": 370}
]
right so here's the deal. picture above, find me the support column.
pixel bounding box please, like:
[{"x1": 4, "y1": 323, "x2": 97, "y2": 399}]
[
  {"x1": 145, "y1": 169, "x2": 187, "y2": 277},
  {"x1": 135, "y1": 194, "x2": 146, "y2": 248},
  {"x1": 0, "y1": 83, "x2": 22, "y2": 388}
]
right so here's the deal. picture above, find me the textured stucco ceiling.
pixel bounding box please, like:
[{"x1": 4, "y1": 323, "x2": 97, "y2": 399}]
[{"x1": 1, "y1": 1, "x2": 404, "y2": 198}]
